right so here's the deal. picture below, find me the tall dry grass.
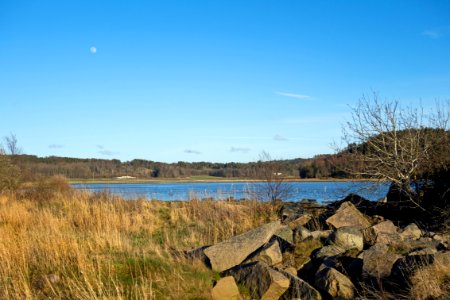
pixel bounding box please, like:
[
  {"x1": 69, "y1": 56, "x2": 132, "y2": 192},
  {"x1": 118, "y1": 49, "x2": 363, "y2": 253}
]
[{"x1": 0, "y1": 186, "x2": 278, "y2": 299}]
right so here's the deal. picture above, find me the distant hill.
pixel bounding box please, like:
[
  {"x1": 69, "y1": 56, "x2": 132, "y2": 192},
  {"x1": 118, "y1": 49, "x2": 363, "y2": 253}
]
[{"x1": 13, "y1": 153, "x2": 353, "y2": 180}]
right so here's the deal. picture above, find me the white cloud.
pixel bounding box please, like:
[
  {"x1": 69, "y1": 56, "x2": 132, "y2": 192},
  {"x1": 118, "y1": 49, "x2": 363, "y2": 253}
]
[
  {"x1": 48, "y1": 144, "x2": 64, "y2": 149},
  {"x1": 99, "y1": 150, "x2": 116, "y2": 156},
  {"x1": 274, "y1": 134, "x2": 288, "y2": 141},
  {"x1": 422, "y1": 30, "x2": 441, "y2": 39},
  {"x1": 184, "y1": 149, "x2": 201, "y2": 155},
  {"x1": 90, "y1": 46, "x2": 97, "y2": 54},
  {"x1": 276, "y1": 91, "x2": 311, "y2": 100},
  {"x1": 230, "y1": 147, "x2": 251, "y2": 153}
]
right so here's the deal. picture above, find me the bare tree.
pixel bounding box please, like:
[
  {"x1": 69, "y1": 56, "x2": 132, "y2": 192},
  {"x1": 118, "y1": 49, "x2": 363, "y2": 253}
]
[
  {"x1": 251, "y1": 151, "x2": 293, "y2": 202},
  {"x1": 3, "y1": 133, "x2": 22, "y2": 156},
  {"x1": 341, "y1": 93, "x2": 450, "y2": 208}
]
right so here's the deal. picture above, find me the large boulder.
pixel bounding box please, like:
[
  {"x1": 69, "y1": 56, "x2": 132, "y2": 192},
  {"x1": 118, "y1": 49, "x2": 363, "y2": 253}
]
[
  {"x1": 205, "y1": 221, "x2": 281, "y2": 272},
  {"x1": 275, "y1": 268, "x2": 322, "y2": 300},
  {"x1": 363, "y1": 243, "x2": 401, "y2": 279},
  {"x1": 400, "y1": 223, "x2": 422, "y2": 240},
  {"x1": 293, "y1": 225, "x2": 312, "y2": 243},
  {"x1": 211, "y1": 276, "x2": 240, "y2": 300},
  {"x1": 326, "y1": 202, "x2": 371, "y2": 229},
  {"x1": 224, "y1": 262, "x2": 289, "y2": 300},
  {"x1": 315, "y1": 267, "x2": 355, "y2": 299},
  {"x1": 246, "y1": 239, "x2": 283, "y2": 266},
  {"x1": 274, "y1": 225, "x2": 294, "y2": 245},
  {"x1": 363, "y1": 220, "x2": 399, "y2": 245},
  {"x1": 328, "y1": 226, "x2": 364, "y2": 251},
  {"x1": 314, "y1": 245, "x2": 345, "y2": 260}
]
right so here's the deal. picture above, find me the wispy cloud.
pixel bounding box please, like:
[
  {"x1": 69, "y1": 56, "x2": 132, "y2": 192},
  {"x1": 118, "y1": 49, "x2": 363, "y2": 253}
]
[
  {"x1": 48, "y1": 144, "x2": 64, "y2": 149},
  {"x1": 96, "y1": 145, "x2": 104, "y2": 149},
  {"x1": 184, "y1": 149, "x2": 201, "y2": 155},
  {"x1": 274, "y1": 134, "x2": 288, "y2": 141},
  {"x1": 98, "y1": 150, "x2": 116, "y2": 156},
  {"x1": 422, "y1": 26, "x2": 450, "y2": 39},
  {"x1": 422, "y1": 29, "x2": 442, "y2": 39},
  {"x1": 230, "y1": 147, "x2": 251, "y2": 153},
  {"x1": 276, "y1": 91, "x2": 311, "y2": 100}
]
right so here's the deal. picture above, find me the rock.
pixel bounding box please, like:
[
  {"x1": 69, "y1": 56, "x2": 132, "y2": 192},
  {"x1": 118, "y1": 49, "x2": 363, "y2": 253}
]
[
  {"x1": 288, "y1": 214, "x2": 313, "y2": 229},
  {"x1": 363, "y1": 220, "x2": 400, "y2": 246},
  {"x1": 205, "y1": 221, "x2": 281, "y2": 272},
  {"x1": 314, "y1": 245, "x2": 345, "y2": 260},
  {"x1": 211, "y1": 276, "x2": 240, "y2": 300},
  {"x1": 326, "y1": 202, "x2": 371, "y2": 229},
  {"x1": 363, "y1": 243, "x2": 401, "y2": 279},
  {"x1": 274, "y1": 225, "x2": 294, "y2": 244},
  {"x1": 293, "y1": 225, "x2": 312, "y2": 243},
  {"x1": 246, "y1": 239, "x2": 283, "y2": 266},
  {"x1": 328, "y1": 226, "x2": 364, "y2": 251},
  {"x1": 275, "y1": 268, "x2": 322, "y2": 300},
  {"x1": 284, "y1": 266, "x2": 297, "y2": 276},
  {"x1": 224, "y1": 262, "x2": 289, "y2": 300},
  {"x1": 315, "y1": 267, "x2": 355, "y2": 299},
  {"x1": 310, "y1": 230, "x2": 333, "y2": 241},
  {"x1": 401, "y1": 223, "x2": 422, "y2": 240}
]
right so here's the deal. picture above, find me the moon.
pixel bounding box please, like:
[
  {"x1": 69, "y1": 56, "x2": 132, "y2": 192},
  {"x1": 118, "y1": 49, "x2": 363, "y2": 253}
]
[{"x1": 90, "y1": 46, "x2": 97, "y2": 54}]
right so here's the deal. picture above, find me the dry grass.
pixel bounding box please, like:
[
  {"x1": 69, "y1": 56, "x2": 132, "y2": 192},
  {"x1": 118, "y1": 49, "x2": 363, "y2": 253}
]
[
  {"x1": 0, "y1": 188, "x2": 278, "y2": 299},
  {"x1": 410, "y1": 258, "x2": 450, "y2": 300}
]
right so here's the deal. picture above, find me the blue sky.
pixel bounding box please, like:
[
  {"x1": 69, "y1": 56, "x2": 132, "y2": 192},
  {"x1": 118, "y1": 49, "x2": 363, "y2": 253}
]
[{"x1": 1, "y1": 1, "x2": 449, "y2": 162}]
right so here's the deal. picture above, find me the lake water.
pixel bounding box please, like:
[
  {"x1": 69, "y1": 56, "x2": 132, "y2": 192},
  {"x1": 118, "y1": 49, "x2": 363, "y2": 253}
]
[{"x1": 72, "y1": 181, "x2": 389, "y2": 202}]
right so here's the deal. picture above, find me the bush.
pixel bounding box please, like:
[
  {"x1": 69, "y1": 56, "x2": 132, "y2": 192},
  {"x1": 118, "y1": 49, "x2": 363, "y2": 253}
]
[{"x1": 0, "y1": 154, "x2": 21, "y2": 192}]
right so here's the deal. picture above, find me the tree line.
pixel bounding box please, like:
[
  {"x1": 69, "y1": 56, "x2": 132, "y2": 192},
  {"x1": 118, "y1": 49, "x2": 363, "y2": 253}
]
[{"x1": 7, "y1": 153, "x2": 353, "y2": 180}]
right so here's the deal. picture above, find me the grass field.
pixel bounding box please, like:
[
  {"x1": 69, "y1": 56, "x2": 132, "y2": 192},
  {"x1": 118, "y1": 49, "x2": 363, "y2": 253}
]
[{"x1": 0, "y1": 187, "x2": 279, "y2": 299}]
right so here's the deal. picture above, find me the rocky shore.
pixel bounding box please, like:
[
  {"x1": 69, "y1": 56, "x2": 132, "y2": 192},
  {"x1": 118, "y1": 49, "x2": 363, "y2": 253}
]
[{"x1": 177, "y1": 195, "x2": 450, "y2": 299}]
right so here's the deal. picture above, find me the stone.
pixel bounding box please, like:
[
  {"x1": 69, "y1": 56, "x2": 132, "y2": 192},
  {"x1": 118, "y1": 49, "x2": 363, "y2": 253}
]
[
  {"x1": 315, "y1": 267, "x2": 355, "y2": 299},
  {"x1": 205, "y1": 221, "x2": 281, "y2": 272},
  {"x1": 275, "y1": 268, "x2": 322, "y2": 300},
  {"x1": 224, "y1": 262, "x2": 289, "y2": 300},
  {"x1": 211, "y1": 276, "x2": 240, "y2": 300},
  {"x1": 293, "y1": 225, "x2": 312, "y2": 243},
  {"x1": 362, "y1": 243, "x2": 401, "y2": 279},
  {"x1": 310, "y1": 230, "x2": 333, "y2": 241},
  {"x1": 363, "y1": 220, "x2": 399, "y2": 245},
  {"x1": 326, "y1": 202, "x2": 371, "y2": 229},
  {"x1": 401, "y1": 223, "x2": 422, "y2": 240},
  {"x1": 246, "y1": 239, "x2": 283, "y2": 266},
  {"x1": 328, "y1": 226, "x2": 364, "y2": 251},
  {"x1": 274, "y1": 225, "x2": 294, "y2": 244},
  {"x1": 288, "y1": 214, "x2": 313, "y2": 229},
  {"x1": 314, "y1": 245, "x2": 345, "y2": 260},
  {"x1": 284, "y1": 266, "x2": 297, "y2": 276}
]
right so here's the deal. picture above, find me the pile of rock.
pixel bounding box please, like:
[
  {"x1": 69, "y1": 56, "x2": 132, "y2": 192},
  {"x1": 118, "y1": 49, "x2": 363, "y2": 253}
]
[{"x1": 181, "y1": 198, "x2": 450, "y2": 300}]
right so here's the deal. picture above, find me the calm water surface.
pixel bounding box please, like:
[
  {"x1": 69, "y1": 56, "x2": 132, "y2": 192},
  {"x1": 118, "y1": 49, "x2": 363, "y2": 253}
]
[{"x1": 72, "y1": 181, "x2": 389, "y2": 202}]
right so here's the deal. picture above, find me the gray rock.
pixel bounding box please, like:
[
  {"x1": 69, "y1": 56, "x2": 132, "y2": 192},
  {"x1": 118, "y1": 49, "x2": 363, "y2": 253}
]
[
  {"x1": 205, "y1": 221, "x2": 281, "y2": 272},
  {"x1": 211, "y1": 276, "x2": 240, "y2": 300},
  {"x1": 314, "y1": 245, "x2": 346, "y2": 260},
  {"x1": 310, "y1": 230, "x2": 333, "y2": 241},
  {"x1": 363, "y1": 243, "x2": 401, "y2": 279},
  {"x1": 293, "y1": 225, "x2": 312, "y2": 243},
  {"x1": 274, "y1": 225, "x2": 294, "y2": 245},
  {"x1": 401, "y1": 223, "x2": 422, "y2": 240},
  {"x1": 275, "y1": 268, "x2": 322, "y2": 300},
  {"x1": 326, "y1": 202, "x2": 371, "y2": 229},
  {"x1": 328, "y1": 226, "x2": 364, "y2": 251},
  {"x1": 363, "y1": 220, "x2": 399, "y2": 245},
  {"x1": 315, "y1": 267, "x2": 355, "y2": 299},
  {"x1": 224, "y1": 262, "x2": 289, "y2": 300},
  {"x1": 246, "y1": 239, "x2": 283, "y2": 266}
]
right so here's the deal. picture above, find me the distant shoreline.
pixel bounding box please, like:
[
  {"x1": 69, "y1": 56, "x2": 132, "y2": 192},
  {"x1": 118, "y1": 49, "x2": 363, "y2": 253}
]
[{"x1": 69, "y1": 177, "x2": 376, "y2": 184}]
